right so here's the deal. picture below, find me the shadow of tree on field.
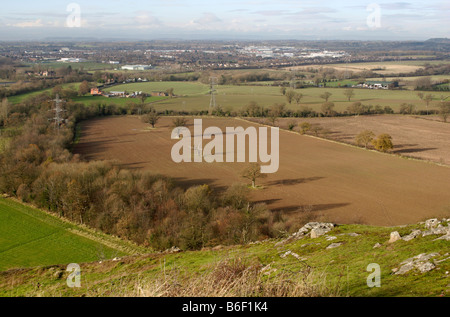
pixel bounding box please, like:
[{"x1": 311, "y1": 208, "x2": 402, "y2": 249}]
[
  {"x1": 266, "y1": 177, "x2": 324, "y2": 186},
  {"x1": 394, "y1": 147, "x2": 437, "y2": 154},
  {"x1": 253, "y1": 198, "x2": 282, "y2": 205},
  {"x1": 173, "y1": 177, "x2": 227, "y2": 192},
  {"x1": 276, "y1": 202, "x2": 351, "y2": 214}
]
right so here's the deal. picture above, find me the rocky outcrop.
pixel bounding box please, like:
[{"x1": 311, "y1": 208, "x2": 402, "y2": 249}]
[
  {"x1": 424, "y1": 218, "x2": 441, "y2": 229},
  {"x1": 402, "y1": 230, "x2": 421, "y2": 242},
  {"x1": 422, "y1": 225, "x2": 448, "y2": 237},
  {"x1": 275, "y1": 222, "x2": 335, "y2": 246},
  {"x1": 389, "y1": 218, "x2": 449, "y2": 243},
  {"x1": 393, "y1": 253, "x2": 440, "y2": 275}
]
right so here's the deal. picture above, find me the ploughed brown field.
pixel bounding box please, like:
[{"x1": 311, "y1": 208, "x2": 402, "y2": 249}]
[
  {"x1": 257, "y1": 115, "x2": 450, "y2": 166},
  {"x1": 74, "y1": 116, "x2": 450, "y2": 226}
]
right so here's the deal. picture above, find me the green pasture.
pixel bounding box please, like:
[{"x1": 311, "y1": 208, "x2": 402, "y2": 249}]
[{"x1": 0, "y1": 198, "x2": 144, "y2": 271}]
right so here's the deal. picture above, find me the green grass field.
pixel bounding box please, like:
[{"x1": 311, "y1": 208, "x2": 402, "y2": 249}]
[
  {"x1": 152, "y1": 86, "x2": 450, "y2": 113},
  {"x1": 0, "y1": 198, "x2": 147, "y2": 271},
  {"x1": 7, "y1": 83, "x2": 81, "y2": 104},
  {"x1": 103, "y1": 81, "x2": 211, "y2": 96},
  {"x1": 71, "y1": 95, "x2": 167, "y2": 106}
]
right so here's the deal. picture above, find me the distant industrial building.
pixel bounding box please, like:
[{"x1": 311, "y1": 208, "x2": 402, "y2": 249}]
[
  {"x1": 57, "y1": 58, "x2": 87, "y2": 63},
  {"x1": 121, "y1": 65, "x2": 153, "y2": 71}
]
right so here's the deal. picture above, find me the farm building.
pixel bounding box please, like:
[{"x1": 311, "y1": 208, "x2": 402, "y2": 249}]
[
  {"x1": 106, "y1": 91, "x2": 126, "y2": 97},
  {"x1": 57, "y1": 58, "x2": 87, "y2": 63},
  {"x1": 121, "y1": 65, "x2": 153, "y2": 71},
  {"x1": 151, "y1": 91, "x2": 169, "y2": 97},
  {"x1": 362, "y1": 81, "x2": 393, "y2": 89},
  {"x1": 90, "y1": 88, "x2": 102, "y2": 96}
]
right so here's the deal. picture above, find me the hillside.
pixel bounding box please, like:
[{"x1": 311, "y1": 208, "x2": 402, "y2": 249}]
[
  {"x1": 1, "y1": 217, "x2": 449, "y2": 297},
  {"x1": 0, "y1": 197, "x2": 148, "y2": 271}
]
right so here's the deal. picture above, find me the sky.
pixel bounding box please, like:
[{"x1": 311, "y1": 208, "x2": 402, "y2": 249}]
[{"x1": 0, "y1": 0, "x2": 448, "y2": 41}]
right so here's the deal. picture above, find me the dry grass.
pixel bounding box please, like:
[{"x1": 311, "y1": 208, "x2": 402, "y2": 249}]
[{"x1": 132, "y1": 258, "x2": 336, "y2": 297}]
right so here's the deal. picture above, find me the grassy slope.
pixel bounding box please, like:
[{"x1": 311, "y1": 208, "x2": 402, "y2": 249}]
[
  {"x1": 7, "y1": 83, "x2": 82, "y2": 104},
  {"x1": 0, "y1": 198, "x2": 148, "y2": 271},
  {"x1": 0, "y1": 218, "x2": 448, "y2": 297}
]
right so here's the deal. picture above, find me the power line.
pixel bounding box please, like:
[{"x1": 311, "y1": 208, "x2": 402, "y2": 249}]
[
  {"x1": 209, "y1": 77, "x2": 218, "y2": 115},
  {"x1": 50, "y1": 94, "x2": 67, "y2": 133}
]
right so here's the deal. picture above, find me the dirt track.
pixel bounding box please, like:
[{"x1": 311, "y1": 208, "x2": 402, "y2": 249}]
[{"x1": 74, "y1": 116, "x2": 450, "y2": 226}]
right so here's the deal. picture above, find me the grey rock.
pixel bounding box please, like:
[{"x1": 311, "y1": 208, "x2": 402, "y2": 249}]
[
  {"x1": 388, "y1": 231, "x2": 401, "y2": 243},
  {"x1": 422, "y1": 226, "x2": 448, "y2": 237},
  {"x1": 417, "y1": 262, "x2": 435, "y2": 273},
  {"x1": 303, "y1": 222, "x2": 335, "y2": 231},
  {"x1": 311, "y1": 228, "x2": 330, "y2": 238},
  {"x1": 373, "y1": 243, "x2": 382, "y2": 249},
  {"x1": 395, "y1": 252, "x2": 439, "y2": 275},
  {"x1": 395, "y1": 262, "x2": 415, "y2": 275},
  {"x1": 402, "y1": 230, "x2": 421, "y2": 242},
  {"x1": 425, "y1": 218, "x2": 441, "y2": 229},
  {"x1": 434, "y1": 234, "x2": 450, "y2": 241},
  {"x1": 326, "y1": 243, "x2": 343, "y2": 249},
  {"x1": 325, "y1": 236, "x2": 337, "y2": 241},
  {"x1": 164, "y1": 246, "x2": 181, "y2": 254},
  {"x1": 280, "y1": 250, "x2": 302, "y2": 260}
]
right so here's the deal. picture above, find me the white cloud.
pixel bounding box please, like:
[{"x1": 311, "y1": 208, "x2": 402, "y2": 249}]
[
  {"x1": 9, "y1": 19, "x2": 44, "y2": 28},
  {"x1": 192, "y1": 12, "x2": 222, "y2": 25},
  {"x1": 135, "y1": 11, "x2": 163, "y2": 28}
]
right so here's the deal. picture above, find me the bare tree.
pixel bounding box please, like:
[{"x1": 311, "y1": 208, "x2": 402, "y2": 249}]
[
  {"x1": 321, "y1": 102, "x2": 336, "y2": 117},
  {"x1": 355, "y1": 130, "x2": 375, "y2": 149},
  {"x1": 166, "y1": 88, "x2": 174, "y2": 98},
  {"x1": 344, "y1": 89, "x2": 355, "y2": 102},
  {"x1": 285, "y1": 89, "x2": 295, "y2": 104},
  {"x1": 294, "y1": 92, "x2": 303, "y2": 106},
  {"x1": 172, "y1": 117, "x2": 188, "y2": 137},
  {"x1": 143, "y1": 109, "x2": 160, "y2": 128},
  {"x1": 241, "y1": 163, "x2": 267, "y2": 188},
  {"x1": 320, "y1": 91, "x2": 332, "y2": 102},
  {"x1": 267, "y1": 103, "x2": 285, "y2": 126},
  {"x1": 424, "y1": 94, "x2": 433, "y2": 115},
  {"x1": 78, "y1": 81, "x2": 90, "y2": 96},
  {"x1": 438, "y1": 101, "x2": 450, "y2": 122}
]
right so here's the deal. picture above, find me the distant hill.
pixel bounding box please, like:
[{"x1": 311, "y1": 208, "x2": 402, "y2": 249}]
[{"x1": 425, "y1": 38, "x2": 450, "y2": 44}]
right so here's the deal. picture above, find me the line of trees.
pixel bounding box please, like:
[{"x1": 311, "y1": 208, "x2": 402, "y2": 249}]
[{"x1": 355, "y1": 130, "x2": 394, "y2": 152}]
